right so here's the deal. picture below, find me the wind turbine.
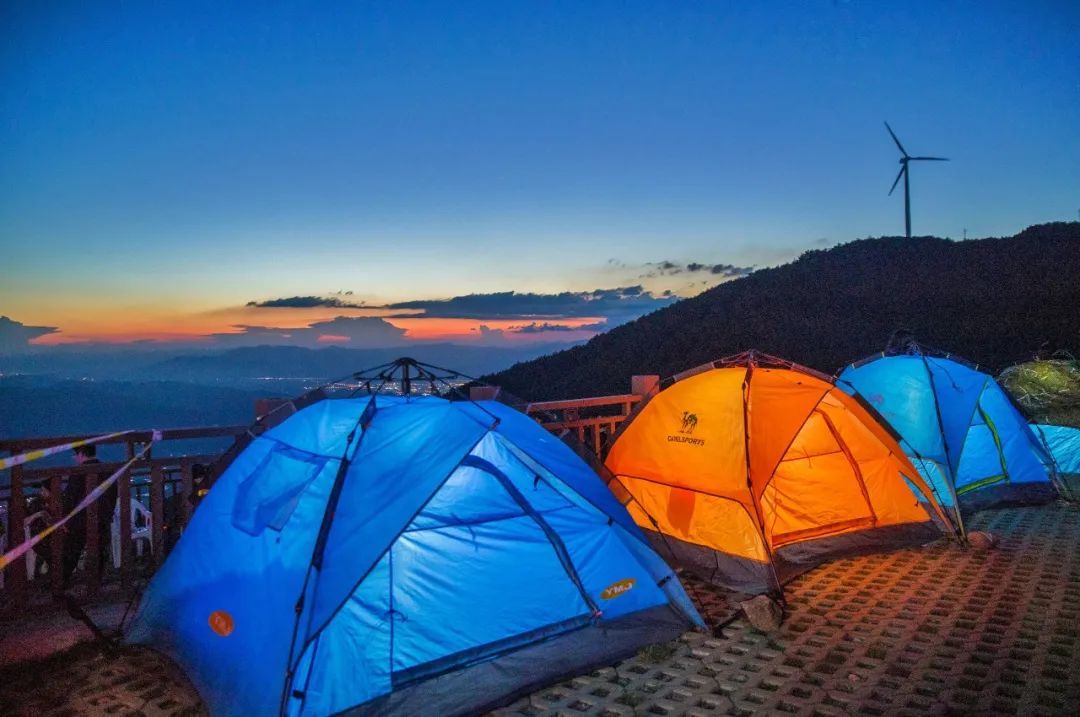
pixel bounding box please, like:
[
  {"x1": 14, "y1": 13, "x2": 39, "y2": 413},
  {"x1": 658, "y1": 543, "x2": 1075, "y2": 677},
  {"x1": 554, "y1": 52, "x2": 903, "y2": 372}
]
[{"x1": 885, "y1": 122, "x2": 948, "y2": 238}]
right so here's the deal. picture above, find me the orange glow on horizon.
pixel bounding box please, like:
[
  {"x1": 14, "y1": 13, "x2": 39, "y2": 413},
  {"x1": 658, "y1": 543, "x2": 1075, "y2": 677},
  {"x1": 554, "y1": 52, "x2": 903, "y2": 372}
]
[{"x1": 28, "y1": 307, "x2": 606, "y2": 345}]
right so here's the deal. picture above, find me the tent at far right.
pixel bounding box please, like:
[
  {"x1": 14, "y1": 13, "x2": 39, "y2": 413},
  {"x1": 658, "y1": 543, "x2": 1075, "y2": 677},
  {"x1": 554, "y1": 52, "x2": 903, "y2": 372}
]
[
  {"x1": 1032, "y1": 424, "x2": 1080, "y2": 499},
  {"x1": 837, "y1": 348, "x2": 1065, "y2": 530}
]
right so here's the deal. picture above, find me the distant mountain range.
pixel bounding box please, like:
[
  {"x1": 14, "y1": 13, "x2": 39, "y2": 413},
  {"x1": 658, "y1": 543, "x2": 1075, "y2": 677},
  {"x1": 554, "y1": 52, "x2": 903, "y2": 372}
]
[
  {"x1": 488, "y1": 222, "x2": 1080, "y2": 400},
  {"x1": 0, "y1": 343, "x2": 570, "y2": 441},
  {"x1": 0, "y1": 342, "x2": 571, "y2": 384}
]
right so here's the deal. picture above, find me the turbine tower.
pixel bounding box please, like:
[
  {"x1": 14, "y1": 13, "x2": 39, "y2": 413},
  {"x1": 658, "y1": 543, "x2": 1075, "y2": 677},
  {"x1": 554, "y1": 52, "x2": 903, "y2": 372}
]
[{"x1": 885, "y1": 122, "x2": 948, "y2": 238}]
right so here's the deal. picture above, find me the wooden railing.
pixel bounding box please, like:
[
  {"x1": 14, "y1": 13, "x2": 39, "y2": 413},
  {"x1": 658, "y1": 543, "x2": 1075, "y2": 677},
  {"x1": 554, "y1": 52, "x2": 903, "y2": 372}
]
[
  {"x1": 1, "y1": 377, "x2": 659, "y2": 611},
  {"x1": 1, "y1": 426, "x2": 248, "y2": 611},
  {"x1": 527, "y1": 394, "x2": 643, "y2": 455},
  {"x1": 476, "y1": 375, "x2": 659, "y2": 457}
]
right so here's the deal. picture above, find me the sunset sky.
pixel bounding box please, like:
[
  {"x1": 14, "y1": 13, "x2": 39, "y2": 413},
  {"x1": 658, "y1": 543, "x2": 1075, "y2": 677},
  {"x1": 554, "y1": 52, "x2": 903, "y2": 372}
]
[{"x1": 2, "y1": 2, "x2": 1078, "y2": 351}]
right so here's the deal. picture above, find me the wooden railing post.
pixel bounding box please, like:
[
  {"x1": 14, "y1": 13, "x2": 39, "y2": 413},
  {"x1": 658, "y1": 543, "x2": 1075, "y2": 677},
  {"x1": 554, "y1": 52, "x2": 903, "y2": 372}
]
[
  {"x1": 48, "y1": 474, "x2": 64, "y2": 595},
  {"x1": 84, "y1": 470, "x2": 101, "y2": 598},
  {"x1": 150, "y1": 464, "x2": 165, "y2": 567},
  {"x1": 6, "y1": 463, "x2": 28, "y2": 609},
  {"x1": 180, "y1": 458, "x2": 194, "y2": 529},
  {"x1": 630, "y1": 375, "x2": 660, "y2": 401},
  {"x1": 469, "y1": 386, "x2": 500, "y2": 401}
]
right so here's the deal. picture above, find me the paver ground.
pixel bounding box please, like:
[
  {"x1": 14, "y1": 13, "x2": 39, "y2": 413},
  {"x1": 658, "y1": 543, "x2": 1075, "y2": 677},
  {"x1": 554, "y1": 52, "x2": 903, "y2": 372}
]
[{"x1": 1, "y1": 504, "x2": 1078, "y2": 716}]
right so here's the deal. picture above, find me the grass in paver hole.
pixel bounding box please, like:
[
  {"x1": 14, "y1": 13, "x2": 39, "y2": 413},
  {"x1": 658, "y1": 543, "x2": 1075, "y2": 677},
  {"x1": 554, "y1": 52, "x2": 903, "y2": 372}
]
[
  {"x1": 615, "y1": 690, "x2": 646, "y2": 707},
  {"x1": 635, "y1": 639, "x2": 678, "y2": 665}
]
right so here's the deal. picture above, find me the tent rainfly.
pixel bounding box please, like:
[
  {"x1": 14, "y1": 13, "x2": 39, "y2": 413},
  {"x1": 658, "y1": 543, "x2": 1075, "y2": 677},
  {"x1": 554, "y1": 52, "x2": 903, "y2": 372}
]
[
  {"x1": 127, "y1": 361, "x2": 703, "y2": 717},
  {"x1": 1032, "y1": 423, "x2": 1080, "y2": 499},
  {"x1": 837, "y1": 350, "x2": 1060, "y2": 529},
  {"x1": 604, "y1": 351, "x2": 955, "y2": 597}
]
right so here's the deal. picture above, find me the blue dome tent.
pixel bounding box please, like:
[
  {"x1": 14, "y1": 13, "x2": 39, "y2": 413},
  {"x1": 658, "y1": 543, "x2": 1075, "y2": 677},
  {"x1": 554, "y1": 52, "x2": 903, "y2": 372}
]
[
  {"x1": 126, "y1": 359, "x2": 703, "y2": 717},
  {"x1": 837, "y1": 347, "x2": 1058, "y2": 532}
]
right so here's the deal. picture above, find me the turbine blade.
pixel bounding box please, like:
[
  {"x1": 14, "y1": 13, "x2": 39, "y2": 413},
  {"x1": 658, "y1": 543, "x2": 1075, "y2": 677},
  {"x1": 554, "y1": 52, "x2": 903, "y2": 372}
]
[
  {"x1": 884, "y1": 121, "x2": 908, "y2": 156},
  {"x1": 910, "y1": 156, "x2": 949, "y2": 161},
  {"x1": 888, "y1": 165, "x2": 905, "y2": 195}
]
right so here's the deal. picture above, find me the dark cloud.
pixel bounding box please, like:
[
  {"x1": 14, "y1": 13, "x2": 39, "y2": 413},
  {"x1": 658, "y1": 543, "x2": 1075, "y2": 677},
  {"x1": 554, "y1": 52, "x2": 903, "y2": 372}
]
[
  {"x1": 246, "y1": 295, "x2": 366, "y2": 309},
  {"x1": 510, "y1": 321, "x2": 607, "y2": 334},
  {"x1": 587, "y1": 285, "x2": 645, "y2": 298},
  {"x1": 385, "y1": 287, "x2": 671, "y2": 323},
  {"x1": 708, "y1": 263, "x2": 754, "y2": 277},
  {"x1": 0, "y1": 316, "x2": 59, "y2": 352},
  {"x1": 638, "y1": 261, "x2": 754, "y2": 279},
  {"x1": 234, "y1": 286, "x2": 674, "y2": 343},
  {"x1": 210, "y1": 316, "x2": 406, "y2": 348},
  {"x1": 247, "y1": 286, "x2": 668, "y2": 327},
  {"x1": 512, "y1": 322, "x2": 578, "y2": 334}
]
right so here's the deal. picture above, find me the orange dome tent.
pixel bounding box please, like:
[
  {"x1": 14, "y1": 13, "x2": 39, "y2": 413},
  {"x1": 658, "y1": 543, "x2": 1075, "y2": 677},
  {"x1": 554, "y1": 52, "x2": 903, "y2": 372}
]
[{"x1": 605, "y1": 351, "x2": 956, "y2": 596}]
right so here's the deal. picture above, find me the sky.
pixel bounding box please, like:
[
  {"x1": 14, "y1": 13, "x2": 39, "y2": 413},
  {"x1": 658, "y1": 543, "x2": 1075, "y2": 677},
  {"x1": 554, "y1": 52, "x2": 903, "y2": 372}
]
[{"x1": 1, "y1": 1, "x2": 1078, "y2": 351}]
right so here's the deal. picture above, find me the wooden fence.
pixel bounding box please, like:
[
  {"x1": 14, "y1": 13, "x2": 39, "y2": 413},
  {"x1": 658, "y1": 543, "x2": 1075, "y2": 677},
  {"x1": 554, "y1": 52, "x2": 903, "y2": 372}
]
[
  {"x1": 1, "y1": 426, "x2": 247, "y2": 611},
  {"x1": 518, "y1": 375, "x2": 658, "y2": 454}
]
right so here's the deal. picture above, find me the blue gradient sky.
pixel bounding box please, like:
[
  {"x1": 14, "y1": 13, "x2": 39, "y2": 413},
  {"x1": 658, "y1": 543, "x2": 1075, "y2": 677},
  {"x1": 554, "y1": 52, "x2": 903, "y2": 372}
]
[{"x1": 1, "y1": 1, "x2": 1077, "y2": 345}]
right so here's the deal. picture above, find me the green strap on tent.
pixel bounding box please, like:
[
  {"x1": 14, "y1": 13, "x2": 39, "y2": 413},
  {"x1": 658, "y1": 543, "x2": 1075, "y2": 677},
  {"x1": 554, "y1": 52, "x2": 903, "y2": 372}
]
[
  {"x1": 955, "y1": 473, "x2": 1006, "y2": 496},
  {"x1": 955, "y1": 404, "x2": 1011, "y2": 497},
  {"x1": 979, "y1": 404, "x2": 1011, "y2": 484}
]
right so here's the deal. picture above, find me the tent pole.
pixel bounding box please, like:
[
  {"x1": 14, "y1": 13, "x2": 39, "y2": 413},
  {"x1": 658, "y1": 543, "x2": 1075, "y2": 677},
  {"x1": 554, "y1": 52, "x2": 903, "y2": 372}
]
[
  {"x1": 278, "y1": 397, "x2": 377, "y2": 716},
  {"x1": 919, "y1": 355, "x2": 967, "y2": 541},
  {"x1": 1033, "y1": 425, "x2": 1071, "y2": 501},
  {"x1": 740, "y1": 362, "x2": 787, "y2": 603}
]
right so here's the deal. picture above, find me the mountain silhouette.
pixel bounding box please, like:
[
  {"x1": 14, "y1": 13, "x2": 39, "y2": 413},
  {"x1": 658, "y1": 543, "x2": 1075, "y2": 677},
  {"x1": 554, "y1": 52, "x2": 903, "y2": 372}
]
[{"x1": 488, "y1": 222, "x2": 1080, "y2": 400}]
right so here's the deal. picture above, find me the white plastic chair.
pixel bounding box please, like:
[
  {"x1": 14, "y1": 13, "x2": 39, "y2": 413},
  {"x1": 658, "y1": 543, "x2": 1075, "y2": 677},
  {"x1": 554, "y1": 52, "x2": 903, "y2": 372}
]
[
  {"x1": 111, "y1": 498, "x2": 153, "y2": 568},
  {"x1": 23, "y1": 511, "x2": 48, "y2": 579}
]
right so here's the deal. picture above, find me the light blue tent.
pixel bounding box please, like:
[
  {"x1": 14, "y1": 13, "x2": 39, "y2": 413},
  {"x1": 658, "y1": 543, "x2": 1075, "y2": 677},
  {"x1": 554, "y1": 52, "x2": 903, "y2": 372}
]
[
  {"x1": 1033, "y1": 424, "x2": 1080, "y2": 497},
  {"x1": 837, "y1": 352, "x2": 1057, "y2": 527},
  {"x1": 127, "y1": 381, "x2": 702, "y2": 717}
]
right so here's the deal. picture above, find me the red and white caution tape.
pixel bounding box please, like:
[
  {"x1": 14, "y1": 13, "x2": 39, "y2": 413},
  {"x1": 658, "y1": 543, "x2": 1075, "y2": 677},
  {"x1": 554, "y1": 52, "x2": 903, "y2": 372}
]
[
  {"x1": 0, "y1": 430, "x2": 136, "y2": 472},
  {"x1": 0, "y1": 432, "x2": 162, "y2": 571}
]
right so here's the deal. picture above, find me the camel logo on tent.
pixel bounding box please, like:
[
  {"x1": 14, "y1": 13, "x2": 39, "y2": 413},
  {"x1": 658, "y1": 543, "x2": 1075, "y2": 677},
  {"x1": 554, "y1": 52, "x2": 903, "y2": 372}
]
[
  {"x1": 679, "y1": 411, "x2": 699, "y2": 435},
  {"x1": 601, "y1": 578, "x2": 636, "y2": 600}
]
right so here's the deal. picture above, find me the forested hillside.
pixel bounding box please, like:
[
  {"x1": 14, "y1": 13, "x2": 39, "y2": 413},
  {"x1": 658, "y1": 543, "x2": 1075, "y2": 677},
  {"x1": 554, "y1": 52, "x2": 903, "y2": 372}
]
[{"x1": 489, "y1": 222, "x2": 1080, "y2": 400}]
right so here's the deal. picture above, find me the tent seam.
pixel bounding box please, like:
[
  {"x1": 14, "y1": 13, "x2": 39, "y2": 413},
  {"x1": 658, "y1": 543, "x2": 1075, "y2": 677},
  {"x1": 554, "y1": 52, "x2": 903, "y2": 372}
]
[{"x1": 293, "y1": 429, "x2": 493, "y2": 670}]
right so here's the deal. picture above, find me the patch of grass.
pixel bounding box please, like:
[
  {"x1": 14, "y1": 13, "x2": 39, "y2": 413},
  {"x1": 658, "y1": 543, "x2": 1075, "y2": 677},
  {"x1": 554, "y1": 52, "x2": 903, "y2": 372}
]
[
  {"x1": 637, "y1": 640, "x2": 680, "y2": 663},
  {"x1": 999, "y1": 358, "x2": 1080, "y2": 427}
]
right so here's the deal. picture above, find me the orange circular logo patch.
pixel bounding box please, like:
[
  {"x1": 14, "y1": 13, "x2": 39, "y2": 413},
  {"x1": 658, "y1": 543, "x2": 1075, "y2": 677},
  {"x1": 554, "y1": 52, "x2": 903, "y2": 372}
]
[{"x1": 208, "y1": 610, "x2": 234, "y2": 637}]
